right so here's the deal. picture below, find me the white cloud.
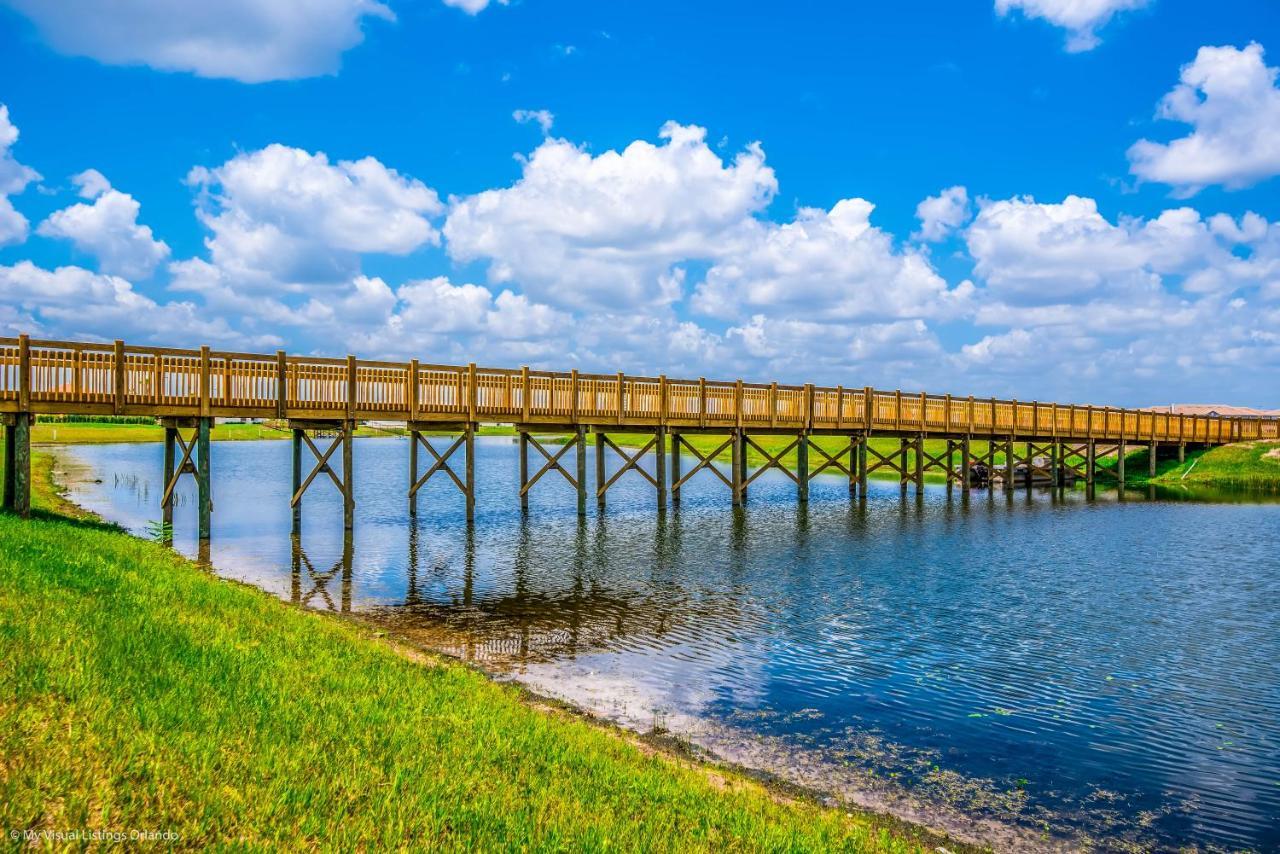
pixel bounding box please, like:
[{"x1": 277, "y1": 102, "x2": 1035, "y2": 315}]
[
  {"x1": 513, "y1": 109, "x2": 555, "y2": 135},
  {"x1": 1128, "y1": 43, "x2": 1280, "y2": 195},
  {"x1": 963, "y1": 194, "x2": 1258, "y2": 303},
  {"x1": 0, "y1": 0, "x2": 395, "y2": 83},
  {"x1": 37, "y1": 170, "x2": 171, "y2": 279},
  {"x1": 914, "y1": 185, "x2": 970, "y2": 242},
  {"x1": 0, "y1": 261, "x2": 261, "y2": 346},
  {"x1": 693, "y1": 198, "x2": 969, "y2": 323},
  {"x1": 181, "y1": 143, "x2": 441, "y2": 294},
  {"x1": 444, "y1": 122, "x2": 777, "y2": 311},
  {"x1": 995, "y1": 0, "x2": 1148, "y2": 51},
  {"x1": 442, "y1": 0, "x2": 508, "y2": 14},
  {"x1": 0, "y1": 104, "x2": 41, "y2": 247}
]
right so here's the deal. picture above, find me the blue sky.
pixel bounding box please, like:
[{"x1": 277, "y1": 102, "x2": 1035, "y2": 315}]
[{"x1": 0, "y1": 0, "x2": 1278, "y2": 406}]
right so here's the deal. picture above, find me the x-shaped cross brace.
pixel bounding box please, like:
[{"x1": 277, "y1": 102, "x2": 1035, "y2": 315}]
[
  {"x1": 671, "y1": 434, "x2": 733, "y2": 492},
  {"x1": 161, "y1": 429, "x2": 199, "y2": 509},
  {"x1": 807, "y1": 440, "x2": 852, "y2": 480},
  {"x1": 864, "y1": 441, "x2": 907, "y2": 478},
  {"x1": 410, "y1": 433, "x2": 468, "y2": 497},
  {"x1": 521, "y1": 434, "x2": 579, "y2": 496},
  {"x1": 291, "y1": 431, "x2": 346, "y2": 507},
  {"x1": 597, "y1": 433, "x2": 658, "y2": 496},
  {"x1": 917, "y1": 443, "x2": 950, "y2": 473},
  {"x1": 742, "y1": 433, "x2": 799, "y2": 487}
]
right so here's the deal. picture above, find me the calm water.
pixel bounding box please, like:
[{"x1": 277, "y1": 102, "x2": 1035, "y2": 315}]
[{"x1": 52, "y1": 438, "x2": 1280, "y2": 852}]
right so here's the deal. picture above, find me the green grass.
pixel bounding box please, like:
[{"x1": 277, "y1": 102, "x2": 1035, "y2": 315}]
[
  {"x1": 0, "y1": 452, "x2": 936, "y2": 850},
  {"x1": 1144, "y1": 440, "x2": 1280, "y2": 491}
]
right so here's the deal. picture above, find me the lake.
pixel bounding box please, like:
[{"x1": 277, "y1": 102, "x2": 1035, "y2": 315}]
[{"x1": 50, "y1": 437, "x2": 1280, "y2": 851}]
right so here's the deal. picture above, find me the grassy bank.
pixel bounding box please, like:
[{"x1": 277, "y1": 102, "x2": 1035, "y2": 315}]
[
  {"x1": 0, "y1": 452, "x2": 936, "y2": 850},
  {"x1": 1142, "y1": 440, "x2": 1280, "y2": 491}
]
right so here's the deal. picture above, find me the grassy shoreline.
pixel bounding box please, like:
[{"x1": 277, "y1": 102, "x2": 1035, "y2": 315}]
[{"x1": 0, "y1": 449, "x2": 946, "y2": 850}]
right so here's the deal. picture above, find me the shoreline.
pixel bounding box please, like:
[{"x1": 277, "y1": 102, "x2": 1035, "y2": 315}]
[{"x1": 5, "y1": 444, "x2": 975, "y2": 852}]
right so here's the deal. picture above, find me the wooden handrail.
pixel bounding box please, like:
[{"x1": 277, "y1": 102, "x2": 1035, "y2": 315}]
[{"x1": 0, "y1": 333, "x2": 1269, "y2": 443}]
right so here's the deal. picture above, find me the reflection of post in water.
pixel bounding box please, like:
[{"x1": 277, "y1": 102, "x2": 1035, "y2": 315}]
[
  {"x1": 405, "y1": 523, "x2": 422, "y2": 608},
  {"x1": 289, "y1": 531, "x2": 354, "y2": 613}
]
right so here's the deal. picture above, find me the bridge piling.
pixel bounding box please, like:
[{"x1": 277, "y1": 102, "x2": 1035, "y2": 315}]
[
  {"x1": 797, "y1": 434, "x2": 809, "y2": 503},
  {"x1": 2, "y1": 413, "x2": 30, "y2": 517},
  {"x1": 197, "y1": 417, "x2": 212, "y2": 540},
  {"x1": 670, "y1": 431, "x2": 682, "y2": 505},
  {"x1": 1149, "y1": 441, "x2": 1157, "y2": 478}
]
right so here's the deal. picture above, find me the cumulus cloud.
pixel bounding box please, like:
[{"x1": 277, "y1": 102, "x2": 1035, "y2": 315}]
[
  {"x1": 37, "y1": 170, "x2": 171, "y2": 279},
  {"x1": 995, "y1": 0, "x2": 1149, "y2": 51},
  {"x1": 444, "y1": 122, "x2": 778, "y2": 311},
  {"x1": 0, "y1": 104, "x2": 41, "y2": 247},
  {"x1": 180, "y1": 143, "x2": 442, "y2": 295},
  {"x1": 513, "y1": 109, "x2": 555, "y2": 134},
  {"x1": 963, "y1": 195, "x2": 1263, "y2": 303},
  {"x1": 0, "y1": 261, "x2": 259, "y2": 346},
  {"x1": 956, "y1": 193, "x2": 1280, "y2": 398},
  {"x1": 914, "y1": 185, "x2": 971, "y2": 241},
  {"x1": 694, "y1": 198, "x2": 970, "y2": 322},
  {"x1": 1128, "y1": 42, "x2": 1280, "y2": 195},
  {"x1": 0, "y1": 0, "x2": 395, "y2": 83}
]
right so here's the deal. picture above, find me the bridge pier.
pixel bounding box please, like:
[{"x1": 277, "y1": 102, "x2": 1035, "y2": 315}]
[
  {"x1": 1149, "y1": 441, "x2": 1157, "y2": 478},
  {"x1": 408, "y1": 423, "x2": 475, "y2": 521},
  {"x1": 2, "y1": 412, "x2": 31, "y2": 518},
  {"x1": 593, "y1": 427, "x2": 668, "y2": 511},
  {"x1": 1117, "y1": 439, "x2": 1127, "y2": 484},
  {"x1": 159, "y1": 417, "x2": 212, "y2": 539},
  {"x1": 289, "y1": 419, "x2": 354, "y2": 532},
  {"x1": 1178, "y1": 442, "x2": 1185, "y2": 463},
  {"x1": 518, "y1": 426, "x2": 586, "y2": 515}
]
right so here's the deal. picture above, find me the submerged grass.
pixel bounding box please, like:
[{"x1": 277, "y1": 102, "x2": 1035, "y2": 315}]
[{"x1": 0, "y1": 448, "x2": 936, "y2": 850}]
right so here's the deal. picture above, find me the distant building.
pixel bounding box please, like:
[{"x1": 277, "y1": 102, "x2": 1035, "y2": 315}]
[{"x1": 1142, "y1": 404, "x2": 1280, "y2": 419}]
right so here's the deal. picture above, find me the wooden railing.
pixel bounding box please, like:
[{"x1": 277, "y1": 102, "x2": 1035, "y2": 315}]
[{"x1": 1, "y1": 335, "x2": 1273, "y2": 444}]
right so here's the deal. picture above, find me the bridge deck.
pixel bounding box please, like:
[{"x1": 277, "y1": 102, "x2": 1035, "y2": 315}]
[{"x1": 1, "y1": 335, "x2": 1272, "y2": 444}]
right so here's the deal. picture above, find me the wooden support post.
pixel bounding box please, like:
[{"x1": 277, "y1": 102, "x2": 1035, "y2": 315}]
[
  {"x1": 1004, "y1": 438, "x2": 1014, "y2": 492},
  {"x1": 576, "y1": 426, "x2": 587, "y2": 517},
  {"x1": 342, "y1": 420, "x2": 354, "y2": 531},
  {"x1": 857, "y1": 435, "x2": 868, "y2": 494},
  {"x1": 895, "y1": 438, "x2": 905, "y2": 490},
  {"x1": 465, "y1": 425, "x2": 476, "y2": 522},
  {"x1": 1025, "y1": 442, "x2": 1034, "y2": 491},
  {"x1": 738, "y1": 429, "x2": 749, "y2": 501},
  {"x1": 1148, "y1": 441, "x2": 1157, "y2": 478},
  {"x1": 797, "y1": 433, "x2": 809, "y2": 503},
  {"x1": 737, "y1": 430, "x2": 747, "y2": 504},
  {"x1": 595, "y1": 430, "x2": 606, "y2": 509},
  {"x1": 408, "y1": 429, "x2": 418, "y2": 517},
  {"x1": 946, "y1": 439, "x2": 955, "y2": 491},
  {"x1": 670, "y1": 431, "x2": 682, "y2": 505},
  {"x1": 519, "y1": 431, "x2": 529, "y2": 512},
  {"x1": 1086, "y1": 439, "x2": 1096, "y2": 485},
  {"x1": 292, "y1": 429, "x2": 303, "y2": 533},
  {"x1": 914, "y1": 436, "x2": 923, "y2": 493},
  {"x1": 1117, "y1": 439, "x2": 1126, "y2": 485},
  {"x1": 113, "y1": 339, "x2": 126, "y2": 414},
  {"x1": 3, "y1": 414, "x2": 30, "y2": 517},
  {"x1": 848, "y1": 435, "x2": 858, "y2": 497},
  {"x1": 656, "y1": 427, "x2": 668, "y2": 511},
  {"x1": 1178, "y1": 443, "x2": 1185, "y2": 463},
  {"x1": 961, "y1": 436, "x2": 971, "y2": 493},
  {"x1": 162, "y1": 428, "x2": 176, "y2": 528},
  {"x1": 197, "y1": 416, "x2": 212, "y2": 540}
]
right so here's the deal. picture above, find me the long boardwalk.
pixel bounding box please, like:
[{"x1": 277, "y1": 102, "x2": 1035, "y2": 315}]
[{"x1": 2, "y1": 334, "x2": 1272, "y2": 532}]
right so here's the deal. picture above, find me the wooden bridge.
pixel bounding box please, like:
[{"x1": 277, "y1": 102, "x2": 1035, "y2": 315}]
[{"x1": 1, "y1": 334, "x2": 1272, "y2": 533}]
